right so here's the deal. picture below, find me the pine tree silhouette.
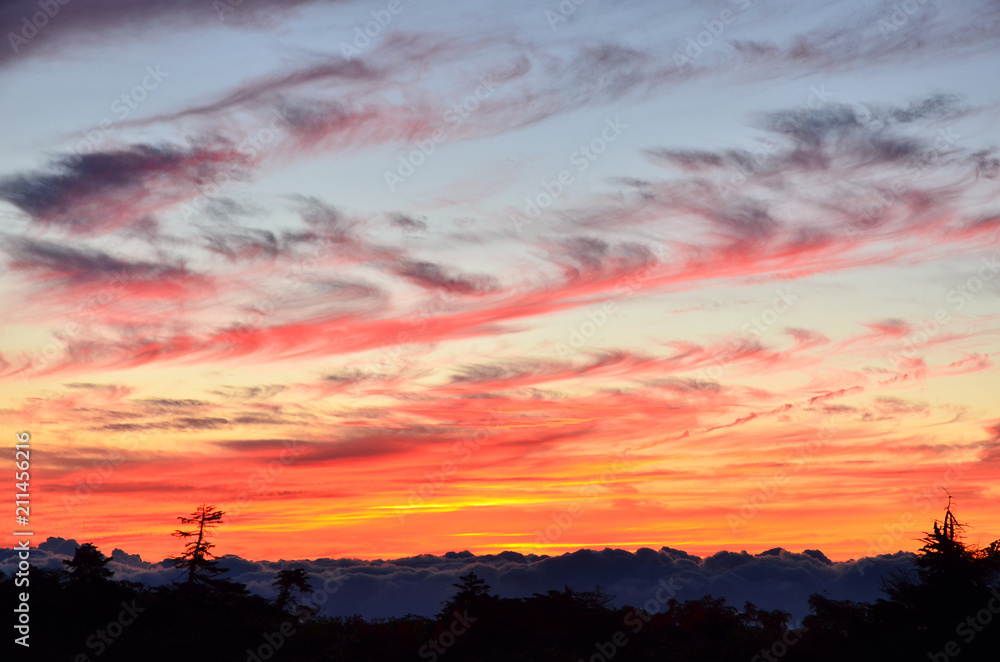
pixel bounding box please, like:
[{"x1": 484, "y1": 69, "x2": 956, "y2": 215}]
[
  {"x1": 274, "y1": 567, "x2": 314, "y2": 613},
  {"x1": 439, "y1": 571, "x2": 495, "y2": 619},
  {"x1": 170, "y1": 504, "x2": 227, "y2": 586},
  {"x1": 63, "y1": 542, "x2": 114, "y2": 585}
]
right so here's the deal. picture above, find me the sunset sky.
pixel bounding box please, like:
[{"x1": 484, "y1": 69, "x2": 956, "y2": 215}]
[{"x1": 1, "y1": 0, "x2": 999, "y2": 564}]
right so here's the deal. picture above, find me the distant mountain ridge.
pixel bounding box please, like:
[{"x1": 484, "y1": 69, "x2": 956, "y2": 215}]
[{"x1": 1, "y1": 536, "x2": 914, "y2": 621}]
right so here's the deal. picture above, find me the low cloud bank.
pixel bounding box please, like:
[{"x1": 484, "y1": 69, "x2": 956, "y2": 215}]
[{"x1": 2, "y1": 538, "x2": 913, "y2": 622}]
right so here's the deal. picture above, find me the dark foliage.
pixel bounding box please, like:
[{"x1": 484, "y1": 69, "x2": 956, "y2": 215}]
[
  {"x1": 170, "y1": 504, "x2": 227, "y2": 586},
  {"x1": 273, "y1": 567, "x2": 314, "y2": 614},
  {"x1": 5, "y1": 505, "x2": 997, "y2": 661},
  {"x1": 63, "y1": 542, "x2": 114, "y2": 585}
]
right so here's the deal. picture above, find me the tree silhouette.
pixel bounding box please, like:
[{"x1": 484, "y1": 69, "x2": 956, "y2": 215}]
[
  {"x1": 531, "y1": 585, "x2": 615, "y2": 613},
  {"x1": 13, "y1": 498, "x2": 1000, "y2": 661},
  {"x1": 440, "y1": 570, "x2": 494, "y2": 618},
  {"x1": 915, "y1": 496, "x2": 999, "y2": 589},
  {"x1": 883, "y1": 498, "x2": 1000, "y2": 611},
  {"x1": 171, "y1": 504, "x2": 227, "y2": 586},
  {"x1": 799, "y1": 500, "x2": 1000, "y2": 660},
  {"x1": 274, "y1": 567, "x2": 314, "y2": 613},
  {"x1": 63, "y1": 542, "x2": 113, "y2": 585}
]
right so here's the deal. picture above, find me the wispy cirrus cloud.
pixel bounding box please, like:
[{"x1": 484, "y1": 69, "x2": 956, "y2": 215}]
[{"x1": 0, "y1": 143, "x2": 253, "y2": 234}]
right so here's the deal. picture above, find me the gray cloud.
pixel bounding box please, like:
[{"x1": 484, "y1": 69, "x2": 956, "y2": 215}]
[
  {"x1": 392, "y1": 260, "x2": 499, "y2": 295},
  {"x1": 0, "y1": 0, "x2": 350, "y2": 68},
  {"x1": 0, "y1": 144, "x2": 250, "y2": 234},
  {"x1": 1, "y1": 538, "x2": 914, "y2": 623},
  {"x1": 4, "y1": 237, "x2": 196, "y2": 285}
]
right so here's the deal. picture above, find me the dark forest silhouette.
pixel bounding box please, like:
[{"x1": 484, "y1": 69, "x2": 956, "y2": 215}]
[{"x1": 4, "y1": 502, "x2": 999, "y2": 661}]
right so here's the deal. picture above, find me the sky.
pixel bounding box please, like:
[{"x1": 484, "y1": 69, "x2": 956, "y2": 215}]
[{"x1": 1, "y1": 0, "x2": 998, "y2": 565}]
